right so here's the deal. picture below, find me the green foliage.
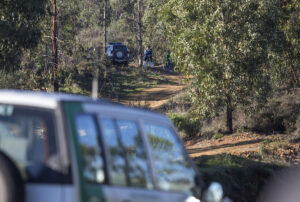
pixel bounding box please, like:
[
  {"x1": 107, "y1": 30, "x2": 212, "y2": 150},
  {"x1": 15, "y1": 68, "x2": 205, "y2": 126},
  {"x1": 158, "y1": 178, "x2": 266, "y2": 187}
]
[
  {"x1": 248, "y1": 101, "x2": 300, "y2": 134},
  {"x1": 20, "y1": 0, "x2": 114, "y2": 91},
  {"x1": 0, "y1": 70, "x2": 19, "y2": 89},
  {"x1": 0, "y1": 0, "x2": 47, "y2": 71},
  {"x1": 106, "y1": 0, "x2": 141, "y2": 59},
  {"x1": 168, "y1": 113, "x2": 201, "y2": 138},
  {"x1": 143, "y1": 0, "x2": 171, "y2": 64},
  {"x1": 154, "y1": 0, "x2": 299, "y2": 132},
  {"x1": 263, "y1": 139, "x2": 272, "y2": 145},
  {"x1": 212, "y1": 133, "x2": 224, "y2": 140},
  {"x1": 1, "y1": 0, "x2": 298, "y2": 140},
  {"x1": 157, "y1": 0, "x2": 273, "y2": 130},
  {"x1": 266, "y1": 0, "x2": 300, "y2": 88}
]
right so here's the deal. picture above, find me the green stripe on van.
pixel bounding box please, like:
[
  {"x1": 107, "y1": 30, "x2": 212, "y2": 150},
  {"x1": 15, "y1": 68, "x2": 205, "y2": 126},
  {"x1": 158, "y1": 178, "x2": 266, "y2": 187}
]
[{"x1": 64, "y1": 102, "x2": 106, "y2": 202}]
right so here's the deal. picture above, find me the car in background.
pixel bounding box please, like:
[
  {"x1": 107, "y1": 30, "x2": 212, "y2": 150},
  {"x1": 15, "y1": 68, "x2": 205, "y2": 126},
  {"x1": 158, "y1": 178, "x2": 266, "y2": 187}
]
[
  {"x1": 0, "y1": 90, "x2": 230, "y2": 202},
  {"x1": 106, "y1": 42, "x2": 130, "y2": 66}
]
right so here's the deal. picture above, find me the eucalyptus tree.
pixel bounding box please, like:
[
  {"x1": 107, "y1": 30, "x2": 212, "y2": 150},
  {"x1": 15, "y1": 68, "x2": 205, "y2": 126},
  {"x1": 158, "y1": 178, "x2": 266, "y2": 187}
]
[{"x1": 159, "y1": 0, "x2": 272, "y2": 133}]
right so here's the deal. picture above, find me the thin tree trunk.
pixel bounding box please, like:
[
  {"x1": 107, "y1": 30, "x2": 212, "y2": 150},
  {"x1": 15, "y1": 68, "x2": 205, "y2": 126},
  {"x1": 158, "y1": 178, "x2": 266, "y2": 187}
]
[
  {"x1": 226, "y1": 95, "x2": 233, "y2": 134},
  {"x1": 45, "y1": 41, "x2": 48, "y2": 72},
  {"x1": 103, "y1": 0, "x2": 107, "y2": 54},
  {"x1": 137, "y1": 0, "x2": 143, "y2": 67},
  {"x1": 51, "y1": 0, "x2": 59, "y2": 92},
  {"x1": 288, "y1": 53, "x2": 299, "y2": 87}
]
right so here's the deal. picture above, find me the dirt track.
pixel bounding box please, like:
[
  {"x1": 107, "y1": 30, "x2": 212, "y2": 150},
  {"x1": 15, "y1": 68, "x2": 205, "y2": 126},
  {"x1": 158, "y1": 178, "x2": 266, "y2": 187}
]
[
  {"x1": 121, "y1": 71, "x2": 185, "y2": 109},
  {"x1": 187, "y1": 133, "x2": 263, "y2": 158}
]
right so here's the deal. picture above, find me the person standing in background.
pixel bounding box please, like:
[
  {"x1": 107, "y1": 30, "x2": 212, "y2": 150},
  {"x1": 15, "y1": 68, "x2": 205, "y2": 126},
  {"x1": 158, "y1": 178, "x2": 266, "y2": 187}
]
[{"x1": 143, "y1": 46, "x2": 154, "y2": 68}]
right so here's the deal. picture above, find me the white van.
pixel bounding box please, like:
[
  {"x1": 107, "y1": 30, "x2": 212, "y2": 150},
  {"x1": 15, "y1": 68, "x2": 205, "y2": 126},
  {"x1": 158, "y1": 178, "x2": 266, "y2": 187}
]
[{"x1": 0, "y1": 90, "x2": 226, "y2": 202}]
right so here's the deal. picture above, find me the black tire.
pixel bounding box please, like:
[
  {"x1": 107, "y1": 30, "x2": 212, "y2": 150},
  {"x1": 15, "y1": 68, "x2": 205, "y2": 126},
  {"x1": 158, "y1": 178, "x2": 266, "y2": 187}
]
[{"x1": 0, "y1": 154, "x2": 24, "y2": 202}]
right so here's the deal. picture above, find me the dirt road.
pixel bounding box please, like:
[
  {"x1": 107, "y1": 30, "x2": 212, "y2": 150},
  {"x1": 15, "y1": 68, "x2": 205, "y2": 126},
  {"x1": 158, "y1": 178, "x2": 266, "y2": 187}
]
[
  {"x1": 187, "y1": 133, "x2": 263, "y2": 158},
  {"x1": 121, "y1": 71, "x2": 185, "y2": 109}
]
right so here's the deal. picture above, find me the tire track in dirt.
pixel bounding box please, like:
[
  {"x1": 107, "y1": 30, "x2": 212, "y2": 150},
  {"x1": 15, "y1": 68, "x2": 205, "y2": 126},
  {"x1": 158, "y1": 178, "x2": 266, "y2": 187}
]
[{"x1": 121, "y1": 73, "x2": 186, "y2": 109}]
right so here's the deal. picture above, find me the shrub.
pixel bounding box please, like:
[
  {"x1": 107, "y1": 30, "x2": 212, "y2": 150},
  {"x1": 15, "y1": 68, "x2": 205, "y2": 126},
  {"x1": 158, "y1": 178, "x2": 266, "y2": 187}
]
[
  {"x1": 168, "y1": 113, "x2": 202, "y2": 139},
  {"x1": 0, "y1": 70, "x2": 20, "y2": 89},
  {"x1": 212, "y1": 133, "x2": 224, "y2": 140},
  {"x1": 248, "y1": 102, "x2": 300, "y2": 134}
]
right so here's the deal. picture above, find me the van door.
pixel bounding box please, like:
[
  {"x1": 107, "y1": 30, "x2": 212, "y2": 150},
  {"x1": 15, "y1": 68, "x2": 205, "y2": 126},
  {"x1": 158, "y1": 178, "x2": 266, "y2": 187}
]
[{"x1": 98, "y1": 117, "x2": 183, "y2": 202}]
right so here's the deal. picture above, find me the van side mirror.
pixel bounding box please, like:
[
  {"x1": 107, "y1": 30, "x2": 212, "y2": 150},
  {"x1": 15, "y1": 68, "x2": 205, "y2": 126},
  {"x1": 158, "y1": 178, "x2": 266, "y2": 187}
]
[
  {"x1": 202, "y1": 182, "x2": 224, "y2": 202},
  {"x1": 202, "y1": 182, "x2": 233, "y2": 202}
]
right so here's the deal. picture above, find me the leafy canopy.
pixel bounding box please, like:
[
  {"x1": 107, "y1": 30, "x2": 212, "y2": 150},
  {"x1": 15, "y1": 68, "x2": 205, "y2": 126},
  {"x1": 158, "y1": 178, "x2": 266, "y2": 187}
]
[
  {"x1": 0, "y1": 0, "x2": 47, "y2": 71},
  {"x1": 159, "y1": 0, "x2": 272, "y2": 120}
]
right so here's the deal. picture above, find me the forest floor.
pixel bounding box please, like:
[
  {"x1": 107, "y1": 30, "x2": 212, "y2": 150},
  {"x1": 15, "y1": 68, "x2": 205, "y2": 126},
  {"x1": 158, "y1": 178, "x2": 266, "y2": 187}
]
[
  {"x1": 120, "y1": 67, "x2": 186, "y2": 109},
  {"x1": 187, "y1": 133, "x2": 263, "y2": 157},
  {"x1": 187, "y1": 132, "x2": 300, "y2": 165}
]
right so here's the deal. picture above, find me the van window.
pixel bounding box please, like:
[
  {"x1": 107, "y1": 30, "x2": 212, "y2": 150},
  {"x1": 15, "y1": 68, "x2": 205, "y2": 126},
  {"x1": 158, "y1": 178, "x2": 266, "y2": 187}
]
[
  {"x1": 117, "y1": 120, "x2": 152, "y2": 189},
  {"x1": 75, "y1": 115, "x2": 105, "y2": 184},
  {"x1": 0, "y1": 104, "x2": 62, "y2": 183},
  {"x1": 144, "y1": 123, "x2": 196, "y2": 194},
  {"x1": 100, "y1": 118, "x2": 152, "y2": 189},
  {"x1": 100, "y1": 118, "x2": 127, "y2": 186}
]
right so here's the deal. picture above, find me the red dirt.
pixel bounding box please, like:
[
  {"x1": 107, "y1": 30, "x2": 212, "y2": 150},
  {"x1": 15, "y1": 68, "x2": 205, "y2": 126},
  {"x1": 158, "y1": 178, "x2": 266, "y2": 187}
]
[
  {"x1": 121, "y1": 73, "x2": 185, "y2": 109},
  {"x1": 187, "y1": 133, "x2": 300, "y2": 164},
  {"x1": 187, "y1": 133, "x2": 263, "y2": 158}
]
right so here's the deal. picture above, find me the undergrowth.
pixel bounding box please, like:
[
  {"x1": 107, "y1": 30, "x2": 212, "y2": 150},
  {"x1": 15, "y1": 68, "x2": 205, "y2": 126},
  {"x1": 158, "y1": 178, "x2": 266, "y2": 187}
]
[
  {"x1": 164, "y1": 88, "x2": 300, "y2": 139},
  {"x1": 195, "y1": 154, "x2": 285, "y2": 202}
]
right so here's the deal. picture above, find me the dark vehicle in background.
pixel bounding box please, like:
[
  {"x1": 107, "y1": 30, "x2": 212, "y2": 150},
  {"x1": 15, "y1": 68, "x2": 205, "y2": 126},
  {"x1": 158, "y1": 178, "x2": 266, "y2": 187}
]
[{"x1": 106, "y1": 42, "x2": 130, "y2": 66}]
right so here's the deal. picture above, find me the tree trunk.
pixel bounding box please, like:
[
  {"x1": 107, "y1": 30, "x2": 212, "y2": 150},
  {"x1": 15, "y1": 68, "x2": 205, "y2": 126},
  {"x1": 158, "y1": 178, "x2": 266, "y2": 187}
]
[
  {"x1": 226, "y1": 95, "x2": 233, "y2": 134},
  {"x1": 45, "y1": 41, "x2": 48, "y2": 72},
  {"x1": 103, "y1": 0, "x2": 107, "y2": 54},
  {"x1": 137, "y1": 0, "x2": 143, "y2": 67},
  {"x1": 288, "y1": 53, "x2": 299, "y2": 87},
  {"x1": 51, "y1": 0, "x2": 59, "y2": 92}
]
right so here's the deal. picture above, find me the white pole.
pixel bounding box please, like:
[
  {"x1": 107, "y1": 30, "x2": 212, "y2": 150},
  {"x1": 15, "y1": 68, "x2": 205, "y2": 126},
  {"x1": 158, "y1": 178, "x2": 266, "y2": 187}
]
[
  {"x1": 92, "y1": 77, "x2": 98, "y2": 99},
  {"x1": 91, "y1": 47, "x2": 98, "y2": 99}
]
